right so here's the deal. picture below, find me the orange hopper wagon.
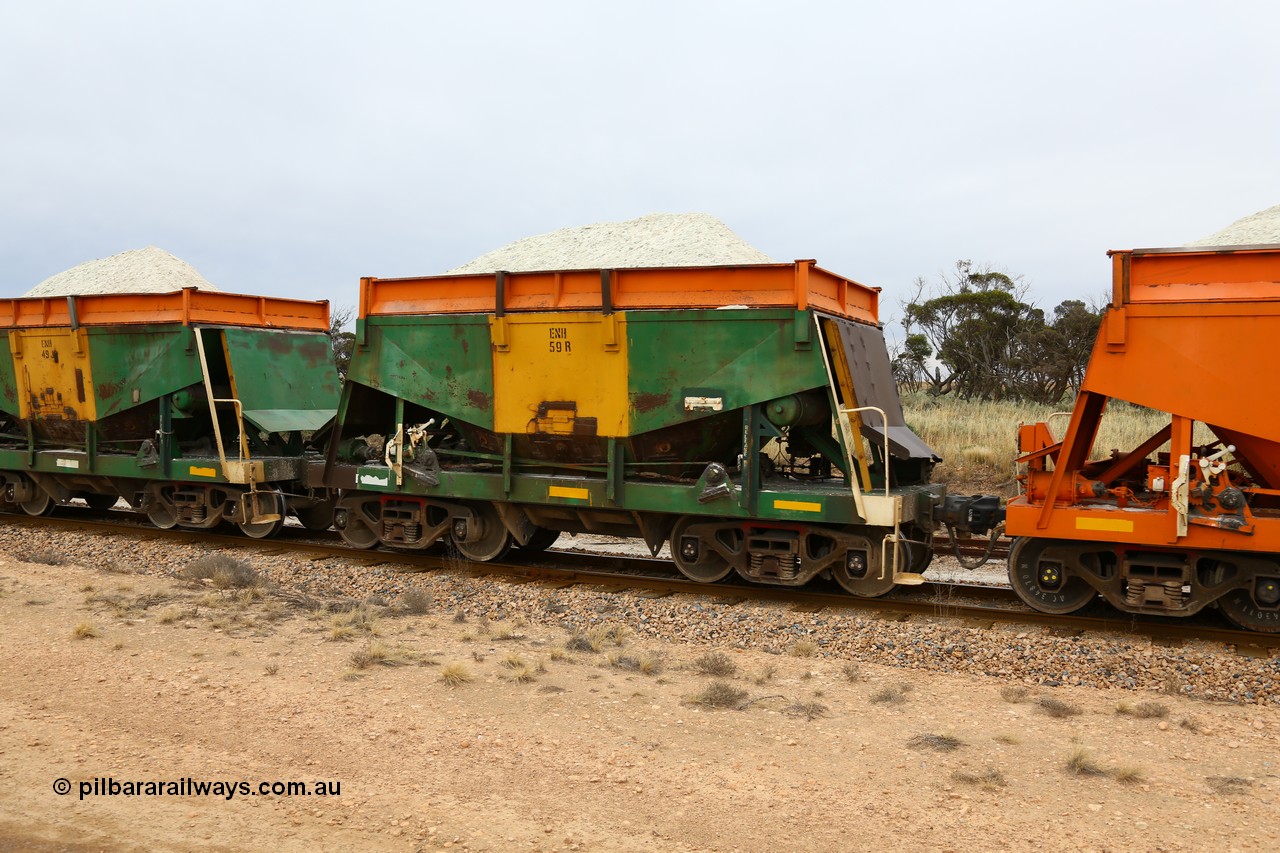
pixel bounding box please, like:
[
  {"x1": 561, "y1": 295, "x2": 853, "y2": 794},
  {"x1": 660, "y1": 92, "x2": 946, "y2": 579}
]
[{"x1": 1005, "y1": 245, "x2": 1280, "y2": 632}]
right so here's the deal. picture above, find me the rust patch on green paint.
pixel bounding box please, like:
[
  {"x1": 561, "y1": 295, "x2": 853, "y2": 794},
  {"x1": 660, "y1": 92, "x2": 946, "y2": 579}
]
[
  {"x1": 631, "y1": 391, "x2": 671, "y2": 413},
  {"x1": 97, "y1": 379, "x2": 125, "y2": 399},
  {"x1": 467, "y1": 389, "x2": 491, "y2": 410}
]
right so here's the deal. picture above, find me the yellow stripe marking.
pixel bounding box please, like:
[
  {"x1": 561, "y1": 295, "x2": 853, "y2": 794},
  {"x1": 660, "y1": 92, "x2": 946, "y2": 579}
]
[
  {"x1": 549, "y1": 486, "x2": 590, "y2": 501},
  {"x1": 1075, "y1": 517, "x2": 1134, "y2": 533},
  {"x1": 773, "y1": 499, "x2": 822, "y2": 513},
  {"x1": 189, "y1": 466, "x2": 217, "y2": 478}
]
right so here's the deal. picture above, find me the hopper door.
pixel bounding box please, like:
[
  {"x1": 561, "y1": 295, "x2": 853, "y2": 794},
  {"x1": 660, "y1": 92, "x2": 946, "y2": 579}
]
[
  {"x1": 220, "y1": 327, "x2": 340, "y2": 434},
  {"x1": 821, "y1": 317, "x2": 939, "y2": 463}
]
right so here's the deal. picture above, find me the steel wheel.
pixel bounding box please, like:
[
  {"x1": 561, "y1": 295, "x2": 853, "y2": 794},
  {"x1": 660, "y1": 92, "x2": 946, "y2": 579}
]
[
  {"x1": 1008, "y1": 537, "x2": 1096, "y2": 614},
  {"x1": 900, "y1": 524, "x2": 934, "y2": 574},
  {"x1": 831, "y1": 531, "x2": 896, "y2": 597},
  {"x1": 448, "y1": 503, "x2": 512, "y2": 562},
  {"x1": 336, "y1": 504, "x2": 380, "y2": 549},
  {"x1": 237, "y1": 490, "x2": 286, "y2": 539},
  {"x1": 516, "y1": 527, "x2": 561, "y2": 552},
  {"x1": 670, "y1": 516, "x2": 734, "y2": 583},
  {"x1": 19, "y1": 490, "x2": 56, "y2": 517},
  {"x1": 146, "y1": 487, "x2": 178, "y2": 529},
  {"x1": 1217, "y1": 577, "x2": 1280, "y2": 633}
]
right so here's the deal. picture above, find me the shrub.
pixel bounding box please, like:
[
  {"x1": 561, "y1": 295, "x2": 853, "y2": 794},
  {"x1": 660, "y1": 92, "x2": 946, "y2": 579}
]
[
  {"x1": 690, "y1": 681, "x2": 748, "y2": 709},
  {"x1": 789, "y1": 640, "x2": 818, "y2": 658},
  {"x1": 786, "y1": 701, "x2": 828, "y2": 721},
  {"x1": 1116, "y1": 700, "x2": 1169, "y2": 719},
  {"x1": 952, "y1": 769, "x2": 1007, "y2": 790},
  {"x1": 1000, "y1": 685, "x2": 1030, "y2": 703},
  {"x1": 870, "y1": 683, "x2": 912, "y2": 705},
  {"x1": 397, "y1": 588, "x2": 432, "y2": 615},
  {"x1": 908, "y1": 733, "x2": 964, "y2": 752},
  {"x1": 1036, "y1": 697, "x2": 1081, "y2": 718},
  {"x1": 180, "y1": 554, "x2": 263, "y2": 589},
  {"x1": 692, "y1": 651, "x2": 737, "y2": 677}
]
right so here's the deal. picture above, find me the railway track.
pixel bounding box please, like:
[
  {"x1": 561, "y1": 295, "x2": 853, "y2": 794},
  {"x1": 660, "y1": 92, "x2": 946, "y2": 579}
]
[
  {"x1": 6, "y1": 509, "x2": 1278, "y2": 652},
  {"x1": 933, "y1": 532, "x2": 1012, "y2": 561}
]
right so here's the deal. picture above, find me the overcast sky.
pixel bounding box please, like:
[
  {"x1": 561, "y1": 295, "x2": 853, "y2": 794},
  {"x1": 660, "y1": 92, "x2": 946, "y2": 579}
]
[{"x1": 3, "y1": 1, "x2": 1277, "y2": 324}]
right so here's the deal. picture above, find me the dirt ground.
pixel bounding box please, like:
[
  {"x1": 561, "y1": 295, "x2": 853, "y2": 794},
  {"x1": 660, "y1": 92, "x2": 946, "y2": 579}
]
[{"x1": 1, "y1": 552, "x2": 1278, "y2": 853}]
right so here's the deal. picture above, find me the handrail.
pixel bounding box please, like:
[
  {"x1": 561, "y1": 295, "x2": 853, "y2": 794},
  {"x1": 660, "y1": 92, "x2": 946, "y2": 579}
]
[
  {"x1": 192, "y1": 328, "x2": 251, "y2": 476},
  {"x1": 842, "y1": 405, "x2": 890, "y2": 497}
]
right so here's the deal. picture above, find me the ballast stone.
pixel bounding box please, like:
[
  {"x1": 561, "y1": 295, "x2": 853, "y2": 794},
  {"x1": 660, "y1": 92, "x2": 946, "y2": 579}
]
[
  {"x1": 24, "y1": 246, "x2": 221, "y2": 298},
  {"x1": 445, "y1": 213, "x2": 775, "y2": 274}
]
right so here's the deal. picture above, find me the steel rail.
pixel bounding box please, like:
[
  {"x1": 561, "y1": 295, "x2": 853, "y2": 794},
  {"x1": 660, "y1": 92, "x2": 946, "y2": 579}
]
[{"x1": 6, "y1": 510, "x2": 1277, "y2": 652}]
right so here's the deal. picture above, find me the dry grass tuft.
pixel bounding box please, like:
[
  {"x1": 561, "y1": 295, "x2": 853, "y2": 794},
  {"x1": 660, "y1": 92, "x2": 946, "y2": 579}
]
[
  {"x1": 785, "y1": 701, "x2": 828, "y2": 721},
  {"x1": 1111, "y1": 765, "x2": 1146, "y2": 784},
  {"x1": 692, "y1": 651, "x2": 737, "y2": 677},
  {"x1": 27, "y1": 550, "x2": 68, "y2": 566},
  {"x1": 1179, "y1": 716, "x2": 1205, "y2": 734},
  {"x1": 1116, "y1": 700, "x2": 1169, "y2": 719},
  {"x1": 789, "y1": 639, "x2": 818, "y2": 658},
  {"x1": 439, "y1": 662, "x2": 472, "y2": 688},
  {"x1": 1036, "y1": 696, "x2": 1081, "y2": 718},
  {"x1": 348, "y1": 640, "x2": 386, "y2": 666},
  {"x1": 1065, "y1": 747, "x2": 1106, "y2": 777},
  {"x1": 609, "y1": 652, "x2": 663, "y2": 675},
  {"x1": 908, "y1": 733, "x2": 964, "y2": 752},
  {"x1": 326, "y1": 606, "x2": 380, "y2": 641},
  {"x1": 870, "y1": 683, "x2": 913, "y2": 705},
  {"x1": 752, "y1": 664, "x2": 777, "y2": 685},
  {"x1": 156, "y1": 606, "x2": 183, "y2": 625},
  {"x1": 500, "y1": 655, "x2": 537, "y2": 683},
  {"x1": 993, "y1": 733, "x2": 1021, "y2": 745},
  {"x1": 690, "y1": 680, "x2": 748, "y2": 709},
  {"x1": 180, "y1": 554, "x2": 263, "y2": 589},
  {"x1": 952, "y1": 768, "x2": 1007, "y2": 790},
  {"x1": 840, "y1": 662, "x2": 862, "y2": 683},
  {"x1": 1000, "y1": 685, "x2": 1030, "y2": 703},
  {"x1": 72, "y1": 622, "x2": 100, "y2": 639},
  {"x1": 358, "y1": 640, "x2": 417, "y2": 669},
  {"x1": 565, "y1": 633, "x2": 598, "y2": 653},
  {"x1": 491, "y1": 623, "x2": 525, "y2": 641},
  {"x1": 500, "y1": 655, "x2": 537, "y2": 684}
]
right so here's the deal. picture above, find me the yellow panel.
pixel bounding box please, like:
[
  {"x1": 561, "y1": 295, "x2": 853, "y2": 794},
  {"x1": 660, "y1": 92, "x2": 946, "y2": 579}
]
[
  {"x1": 774, "y1": 499, "x2": 823, "y2": 513},
  {"x1": 548, "y1": 485, "x2": 590, "y2": 501},
  {"x1": 1075, "y1": 516, "x2": 1135, "y2": 533},
  {"x1": 189, "y1": 466, "x2": 218, "y2": 478},
  {"x1": 491, "y1": 312, "x2": 629, "y2": 436},
  {"x1": 10, "y1": 328, "x2": 96, "y2": 421}
]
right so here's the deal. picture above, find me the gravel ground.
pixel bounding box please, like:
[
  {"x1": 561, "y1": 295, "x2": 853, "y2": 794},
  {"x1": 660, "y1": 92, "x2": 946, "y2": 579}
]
[
  {"x1": 24, "y1": 246, "x2": 221, "y2": 297},
  {"x1": 6, "y1": 522, "x2": 1278, "y2": 707}
]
